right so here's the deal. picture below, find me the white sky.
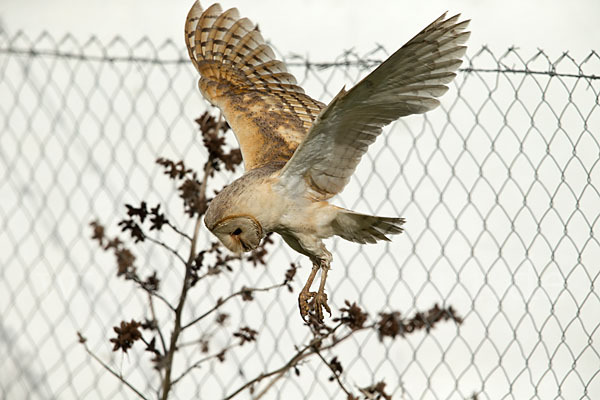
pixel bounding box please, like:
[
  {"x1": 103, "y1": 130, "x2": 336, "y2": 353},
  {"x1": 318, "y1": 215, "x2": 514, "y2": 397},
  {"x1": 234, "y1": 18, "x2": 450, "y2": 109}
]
[{"x1": 2, "y1": 0, "x2": 599, "y2": 61}]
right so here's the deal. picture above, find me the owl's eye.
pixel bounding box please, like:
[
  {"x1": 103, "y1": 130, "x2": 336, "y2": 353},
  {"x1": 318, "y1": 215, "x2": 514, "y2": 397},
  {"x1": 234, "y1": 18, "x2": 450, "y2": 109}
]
[{"x1": 232, "y1": 228, "x2": 242, "y2": 235}]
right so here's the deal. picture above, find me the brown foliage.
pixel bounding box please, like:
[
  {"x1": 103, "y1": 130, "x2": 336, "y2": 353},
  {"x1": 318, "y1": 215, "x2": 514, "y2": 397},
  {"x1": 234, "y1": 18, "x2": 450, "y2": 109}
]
[{"x1": 109, "y1": 320, "x2": 143, "y2": 353}]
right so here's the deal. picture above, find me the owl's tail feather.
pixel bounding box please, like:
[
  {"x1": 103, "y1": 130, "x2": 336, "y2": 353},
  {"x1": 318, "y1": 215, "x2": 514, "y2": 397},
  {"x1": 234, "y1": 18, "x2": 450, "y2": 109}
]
[{"x1": 332, "y1": 211, "x2": 405, "y2": 245}]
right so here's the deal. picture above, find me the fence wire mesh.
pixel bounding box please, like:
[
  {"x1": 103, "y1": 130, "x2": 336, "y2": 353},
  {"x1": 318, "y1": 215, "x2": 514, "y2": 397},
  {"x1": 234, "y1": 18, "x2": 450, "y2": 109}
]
[{"x1": 1, "y1": 31, "x2": 599, "y2": 400}]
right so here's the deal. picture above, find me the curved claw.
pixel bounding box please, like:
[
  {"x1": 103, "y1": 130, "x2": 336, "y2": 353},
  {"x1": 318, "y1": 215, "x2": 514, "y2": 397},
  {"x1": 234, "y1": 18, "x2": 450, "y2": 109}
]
[
  {"x1": 298, "y1": 290, "x2": 316, "y2": 320},
  {"x1": 309, "y1": 291, "x2": 331, "y2": 323},
  {"x1": 297, "y1": 252, "x2": 333, "y2": 323}
]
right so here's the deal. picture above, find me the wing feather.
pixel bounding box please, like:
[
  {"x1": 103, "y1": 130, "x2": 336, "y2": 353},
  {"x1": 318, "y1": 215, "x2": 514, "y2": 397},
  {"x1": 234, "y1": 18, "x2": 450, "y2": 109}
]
[
  {"x1": 278, "y1": 13, "x2": 470, "y2": 198},
  {"x1": 185, "y1": 1, "x2": 325, "y2": 171}
]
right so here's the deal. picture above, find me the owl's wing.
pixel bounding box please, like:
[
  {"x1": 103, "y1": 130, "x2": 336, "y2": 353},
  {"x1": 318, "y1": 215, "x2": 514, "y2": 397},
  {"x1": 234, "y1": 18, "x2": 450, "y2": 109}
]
[
  {"x1": 185, "y1": 2, "x2": 325, "y2": 171},
  {"x1": 278, "y1": 13, "x2": 470, "y2": 199}
]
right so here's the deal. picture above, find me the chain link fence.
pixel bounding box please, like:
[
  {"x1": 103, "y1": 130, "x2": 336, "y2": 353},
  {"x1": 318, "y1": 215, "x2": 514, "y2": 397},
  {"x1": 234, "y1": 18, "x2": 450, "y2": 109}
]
[{"x1": 1, "y1": 30, "x2": 599, "y2": 399}]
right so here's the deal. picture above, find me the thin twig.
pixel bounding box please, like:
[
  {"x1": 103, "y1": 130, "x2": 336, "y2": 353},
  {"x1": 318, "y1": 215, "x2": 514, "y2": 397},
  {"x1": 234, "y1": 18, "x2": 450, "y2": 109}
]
[
  {"x1": 80, "y1": 340, "x2": 149, "y2": 400},
  {"x1": 181, "y1": 283, "x2": 285, "y2": 331},
  {"x1": 314, "y1": 350, "x2": 354, "y2": 398},
  {"x1": 226, "y1": 322, "x2": 370, "y2": 400},
  {"x1": 170, "y1": 343, "x2": 238, "y2": 386},
  {"x1": 177, "y1": 327, "x2": 218, "y2": 348},
  {"x1": 225, "y1": 344, "x2": 314, "y2": 400},
  {"x1": 166, "y1": 221, "x2": 193, "y2": 242},
  {"x1": 251, "y1": 369, "x2": 287, "y2": 400},
  {"x1": 145, "y1": 236, "x2": 187, "y2": 265},
  {"x1": 147, "y1": 292, "x2": 168, "y2": 356},
  {"x1": 131, "y1": 276, "x2": 175, "y2": 312},
  {"x1": 149, "y1": 292, "x2": 175, "y2": 312}
]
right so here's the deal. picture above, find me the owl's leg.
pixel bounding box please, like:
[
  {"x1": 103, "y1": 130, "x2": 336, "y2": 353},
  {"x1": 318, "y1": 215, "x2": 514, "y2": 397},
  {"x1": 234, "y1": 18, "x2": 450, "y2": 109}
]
[
  {"x1": 298, "y1": 259, "x2": 332, "y2": 322},
  {"x1": 298, "y1": 263, "x2": 319, "y2": 320},
  {"x1": 309, "y1": 258, "x2": 332, "y2": 322},
  {"x1": 290, "y1": 235, "x2": 332, "y2": 322}
]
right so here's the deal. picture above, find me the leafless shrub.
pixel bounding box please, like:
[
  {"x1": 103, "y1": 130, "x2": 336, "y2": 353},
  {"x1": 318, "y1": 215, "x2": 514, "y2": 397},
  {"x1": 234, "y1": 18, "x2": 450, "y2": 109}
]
[{"x1": 79, "y1": 111, "x2": 462, "y2": 400}]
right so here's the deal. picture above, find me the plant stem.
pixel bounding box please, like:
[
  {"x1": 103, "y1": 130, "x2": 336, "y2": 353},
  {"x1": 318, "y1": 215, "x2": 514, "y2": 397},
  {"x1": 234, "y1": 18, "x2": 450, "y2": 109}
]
[
  {"x1": 160, "y1": 214, "x2": 203, "y2": 400},
  {"x1": 80, "y1": 339, "x2": 149, "y2": 400},
  {"x1": 159, "y1": 125, "x2": 217, "y2": 399},
  {"x1": 166, "y1": 220, "x2": 193, "y2": 242},
  {"x1": 181, "y1": 283, "x2": 284, "y2": 331},
  {"x1": 132, "y1": 276, "x2": 175, "y2": 311},
  {"x1": 145, "y1": 236, "x2": 187, "y2": 265},
  {"x1": 147, "y1": 292, "x2": 168, "y2": 356},
  {"x1": 224, "y1": 323, "x2": 371, "y2": 399},
  {"x1": 170, "y1": 343, "x2": 238, "y2": 386},
  {"x1": 224, "y1": 344, "x2": 313, "y2": 400},
  {"x1": 314, "y1": 350, "x2": 353, "y2": 398}
]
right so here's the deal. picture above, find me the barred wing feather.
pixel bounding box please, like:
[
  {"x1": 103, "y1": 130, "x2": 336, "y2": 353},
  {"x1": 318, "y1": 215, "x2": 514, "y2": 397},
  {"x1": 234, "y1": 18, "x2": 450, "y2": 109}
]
[
  {"x1": 279, "y1": 13, "x2": 470, "y2": 199},
  {"x1": 185, "y1": 1, "x2": 325, "y2": 171}
]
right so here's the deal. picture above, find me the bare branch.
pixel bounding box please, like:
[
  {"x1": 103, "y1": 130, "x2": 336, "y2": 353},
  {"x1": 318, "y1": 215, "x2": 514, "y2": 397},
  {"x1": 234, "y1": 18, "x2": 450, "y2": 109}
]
[
  {"x1": 147, "y1": 292, "x2": 168, "y2": 356},
  {"x1": 160, "y1": 214, "x2": 204, "y2": 400},
  {"x1": 160, "y1": 113, "x2": 222, "y2": 400},
  {"x1": 78, "y1": 334, "x2": 149, "y2": 400},
  {"x1": 225, "y1": 344, "x2": 314, "y2": 400},
  {"x1": 144, "y1": 236, "x2": 187, "y2": 265},
  {"x1": 165, "y1": 220, "x2": 193, "y2": 242},
  {"x1": 170, "y1": 342, "x2": 238, "y2": 386},
  {"x1": 314, "y1": 350, "x2": 353, "y2": 398},
  {"x1": 181, "y1": 282, "x2": 285, "y2": 331},
  {"x1": 129, "y1": 276, "x2": 175, "y2": 312},
  {"x1": 251, "y1": 369, "x2": 287, "y2": 400},
  {"x1": 225, "y1": 323, "x2": 345, "y2": 399}
]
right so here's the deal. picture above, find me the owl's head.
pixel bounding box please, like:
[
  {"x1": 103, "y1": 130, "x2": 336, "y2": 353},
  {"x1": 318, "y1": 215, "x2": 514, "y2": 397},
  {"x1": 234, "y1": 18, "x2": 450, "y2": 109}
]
[{"x1": 209, "y1": 215, "x2": 263, "y2": 254}]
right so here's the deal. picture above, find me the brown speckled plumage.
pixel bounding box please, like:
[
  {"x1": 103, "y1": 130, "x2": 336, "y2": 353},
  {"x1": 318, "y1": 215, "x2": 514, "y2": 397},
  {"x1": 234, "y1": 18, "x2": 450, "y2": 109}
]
[{"x1": 185, "y1": 2, "x2": 325, "y2": 170}]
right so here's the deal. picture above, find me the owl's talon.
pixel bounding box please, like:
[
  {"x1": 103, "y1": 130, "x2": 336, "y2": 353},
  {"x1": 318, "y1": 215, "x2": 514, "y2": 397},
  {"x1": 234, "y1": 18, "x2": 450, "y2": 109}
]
[
  {"x1": 309, "y1": 291, "x2": 331, "y2": 323},
  {"x1": 298, "y1": 290, "x2": 316, "y2": 320}
]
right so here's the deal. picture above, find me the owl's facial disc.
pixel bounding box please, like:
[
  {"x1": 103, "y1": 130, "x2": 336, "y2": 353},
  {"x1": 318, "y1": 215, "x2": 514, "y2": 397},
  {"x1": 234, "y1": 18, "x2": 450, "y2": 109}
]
[{"x1": 211, "y1": 215, "x2": 263, "y2": 254}]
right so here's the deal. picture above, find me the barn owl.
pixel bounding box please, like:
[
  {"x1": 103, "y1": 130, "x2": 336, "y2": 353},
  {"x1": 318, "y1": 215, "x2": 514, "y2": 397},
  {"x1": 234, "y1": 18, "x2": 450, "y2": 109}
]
[{"x1": 185, "y1": 1, "x2": 469, "y2": 322}]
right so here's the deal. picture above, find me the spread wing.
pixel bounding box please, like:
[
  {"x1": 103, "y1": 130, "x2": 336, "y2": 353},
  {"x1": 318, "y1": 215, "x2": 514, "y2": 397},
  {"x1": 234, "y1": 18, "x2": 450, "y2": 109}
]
[
  {"x1": 278, "y1": 13, "x2": 470, "y2": 199},
  {"x1": 185, "y1": 1, "x2": 325, "y2": 171}
]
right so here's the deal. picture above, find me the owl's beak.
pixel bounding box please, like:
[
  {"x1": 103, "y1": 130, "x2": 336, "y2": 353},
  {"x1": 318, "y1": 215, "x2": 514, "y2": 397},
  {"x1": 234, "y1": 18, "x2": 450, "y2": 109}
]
[
  {"x1": 226, "y1": 233, "x2": 253, "y2": 254},
  {"x1": 239, "y1": 239, "x2": 251, "y2": 252},
  {"x1": 234, "y1": 235, "x2": 256, "y2": 252}
]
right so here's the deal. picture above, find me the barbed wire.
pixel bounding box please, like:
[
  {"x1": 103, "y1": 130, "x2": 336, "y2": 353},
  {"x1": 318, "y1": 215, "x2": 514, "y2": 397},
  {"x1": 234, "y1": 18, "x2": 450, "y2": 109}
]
[{"x1": 1, "y1": 32, "x2": 598, "y2": 80}]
